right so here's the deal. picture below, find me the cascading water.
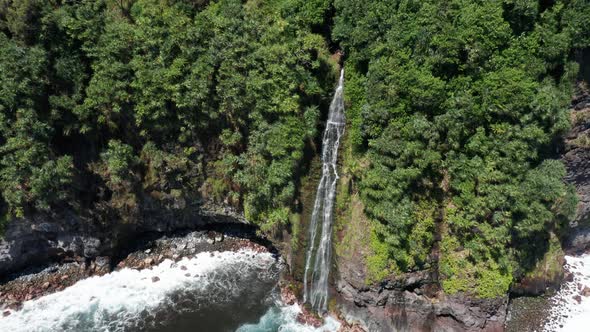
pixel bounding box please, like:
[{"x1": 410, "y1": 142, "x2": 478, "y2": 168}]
[{"x1": 303, "y1": 69, "x2": 345, "y2": 313}]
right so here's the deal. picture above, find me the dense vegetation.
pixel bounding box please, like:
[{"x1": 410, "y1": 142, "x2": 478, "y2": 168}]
[
  {"x1": 1, "y1": 0, "x2": 589, "y2": 298},
  {"x1": 334, "y1": 0, "x2": 589, "y2": 296},
  {"x1": 0, "y1": 0, "x2": 337, "y2": 231}
]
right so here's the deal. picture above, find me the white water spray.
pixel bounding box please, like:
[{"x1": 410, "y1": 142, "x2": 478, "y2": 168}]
[
  {"x1": 236, "y1": 303, "x2": 341, "y2": 332},
  {"x1": 0, "y1": 250, "x2": 278, "y2": 332},
  {"x1": 543, "y1": 253, "x2": 590, "y2": 331},
  {"x1": 303, "y1": 69, "x2": 345, "y2": 313}
]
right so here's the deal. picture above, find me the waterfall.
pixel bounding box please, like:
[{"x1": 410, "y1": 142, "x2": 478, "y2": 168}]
[{"x1": 303, "y1": 69, "x2": 345, "y2": 313}]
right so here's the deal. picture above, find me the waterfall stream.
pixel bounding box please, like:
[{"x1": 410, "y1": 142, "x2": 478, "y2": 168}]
[{"x1": 303, "y1": 69, "x2": 345, "y2": 313}]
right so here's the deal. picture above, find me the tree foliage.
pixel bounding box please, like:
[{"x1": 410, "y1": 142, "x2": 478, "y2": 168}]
[
  {"x1": 334, "y1": 0, "x2": 588, "y2": 297},
  {"x1": 0, "y1": 0, "x2": 336, "y2": 228}
]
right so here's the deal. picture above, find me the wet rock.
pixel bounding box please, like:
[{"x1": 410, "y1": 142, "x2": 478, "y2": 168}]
[
  {"x1": 574, "y1": 295, "x2": 582, "y2": 303},
  {"x1": 563, "y1": 85, "x2": 590, "y2": 252},
  {"x1": 296, "y1": 310, "x2": 323, "y2": 328},
  {"x1": 180, "y1": 265, "x2": 187, "y2": 271},
  {"x1": 215, "y1": 234, "x2": 224, "y2": 243},
  {"x1": 582, "y1": 286, "x2": 590, "y2": 297},
  {"x1": 338, "y1": 322, "x2": 367, "y2": 332},
  {"x1": 3, "y1": 310, "x2": 11, "y2": 317},
  {"x1": 94, "y1": 256, "x2": 111, "y2": 275},
  {"x1": 279, "y1": 283, "x2": 297, "y2": 305},
  {"x1": 0, "y1": 220, "x2": 273, "y2": 316}
]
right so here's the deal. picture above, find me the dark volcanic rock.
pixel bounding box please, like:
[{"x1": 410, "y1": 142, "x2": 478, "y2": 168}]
[
  {"x1": 563, "y1": 84, "x2": 590, "y2": 253},
  {"x1": 0, "y1": 261, "x2": 90, "y2": 308},
  {"x1": 0, "y1": 202, "x2": 252, "y2": 278},
  {"x1": 0, "y1": 212, "x2": 104, "y2": 278},
  {"x1": 336, "y1": 276, "x2": 507, "y2": 332},
  {"x1": 296, "y1": 307, "x2": 323, "y2": 328},
  {"x1": 0, "y1": 230, "x2": 272, "y2": 311}
]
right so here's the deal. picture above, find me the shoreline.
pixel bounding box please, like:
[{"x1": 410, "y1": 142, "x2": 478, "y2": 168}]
[
  {"x1": 3, "y1": 229, "x2": 589, "y2": 331},
  {"x1": 0, "y1": 230, "x2": 273, "y2": 314},
  {"x1": 0, "y1": 228, "x2": 365, "y2": 331},
  {"x1": 505, "y1": 252, "x2": 590, "y2": 332}
]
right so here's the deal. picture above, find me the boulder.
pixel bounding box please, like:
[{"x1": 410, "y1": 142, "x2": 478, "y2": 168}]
[{"x1": 296, "y1": 310, "x2": 323, "y2": 328}]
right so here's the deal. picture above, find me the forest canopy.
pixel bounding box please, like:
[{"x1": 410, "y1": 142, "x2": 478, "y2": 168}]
[
  {"x1": 0, "y1": 0, "x2": 337, "y2": 228},
  {"x1": 334, "y1": 0, "x2": 589, "y2": 296}
]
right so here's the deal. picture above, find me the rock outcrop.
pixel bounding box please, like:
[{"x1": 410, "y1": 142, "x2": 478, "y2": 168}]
[
  {"x1": 0, "y1": 229, "x2": 271, "y2": 311},
  {"x1": 563, "y1": 83, "x2": 590, "y2": 253},
  {"x1": 336, "y1": 268, "x2": 507, "y2": 332},
  {"x1": 0, "y1": 203, "x2": 250, "y2": 278},
  {"x1": 330, "y1": 192, "x2": 507, "y2": 332},
  {"x1": 0, "y1": 212, "x2": 104, "y2": 278}
]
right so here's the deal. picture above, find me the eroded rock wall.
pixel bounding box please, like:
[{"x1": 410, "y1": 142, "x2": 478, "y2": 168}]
[
  {"x1": 563, "y1": 83, "x2": 590, "y2": 253},
  {"x1": 0, "y1": 203, "x2": 249, "y2": 278}
]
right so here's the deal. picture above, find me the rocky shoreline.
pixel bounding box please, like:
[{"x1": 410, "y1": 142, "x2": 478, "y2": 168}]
[
  {"x1": 1, "y1": 227, "x2": 366, "y2": 332},
  {"x1": 277, "y1": 278, "x2": 367, "y2": 332},
  {"x1": 0, "y1": 230, "x2": 271, "y2": 316},
  {"x1": 505, "y1": 251, "x2": 590, "y2": 332}
]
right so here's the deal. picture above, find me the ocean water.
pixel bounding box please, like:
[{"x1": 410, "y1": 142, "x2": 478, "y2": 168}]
[
  {"x1": 0, "y1": 249, "x2": 340, "y2": 332},
  {"x1": 543, "y1": 254, "x2": 590, "y2": 332}
]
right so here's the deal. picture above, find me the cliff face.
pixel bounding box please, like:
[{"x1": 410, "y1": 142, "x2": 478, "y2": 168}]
[
  {"x1": 337, "y1": 278, "x2": 506, "y2": 332},
  {"x1": 0, "y1": 212, "x2": 103, "y2": 277},
  {"x1": 563, "y1": 82, "x2": 590, "y2": 253},
  {"x1": 328, "y1": 54, "x2": 590, "y2": 331},
  {"x1": 331, "y1": 189, "x2": 507, "y2": 332},
  {"x1": 0, "y1": 203, "x2": 249, "y2": 278},
  {"x1": 309, "y1": 123, "x2": 507, "y2": 332}
]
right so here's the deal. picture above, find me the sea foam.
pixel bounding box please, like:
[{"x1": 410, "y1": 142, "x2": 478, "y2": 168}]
[
  {"x1": 0, "y1": 249, "x2": 278, "y2": 332},
  {"x1": 543, "y1": 254, "x2": 590, "y2": 332}
]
